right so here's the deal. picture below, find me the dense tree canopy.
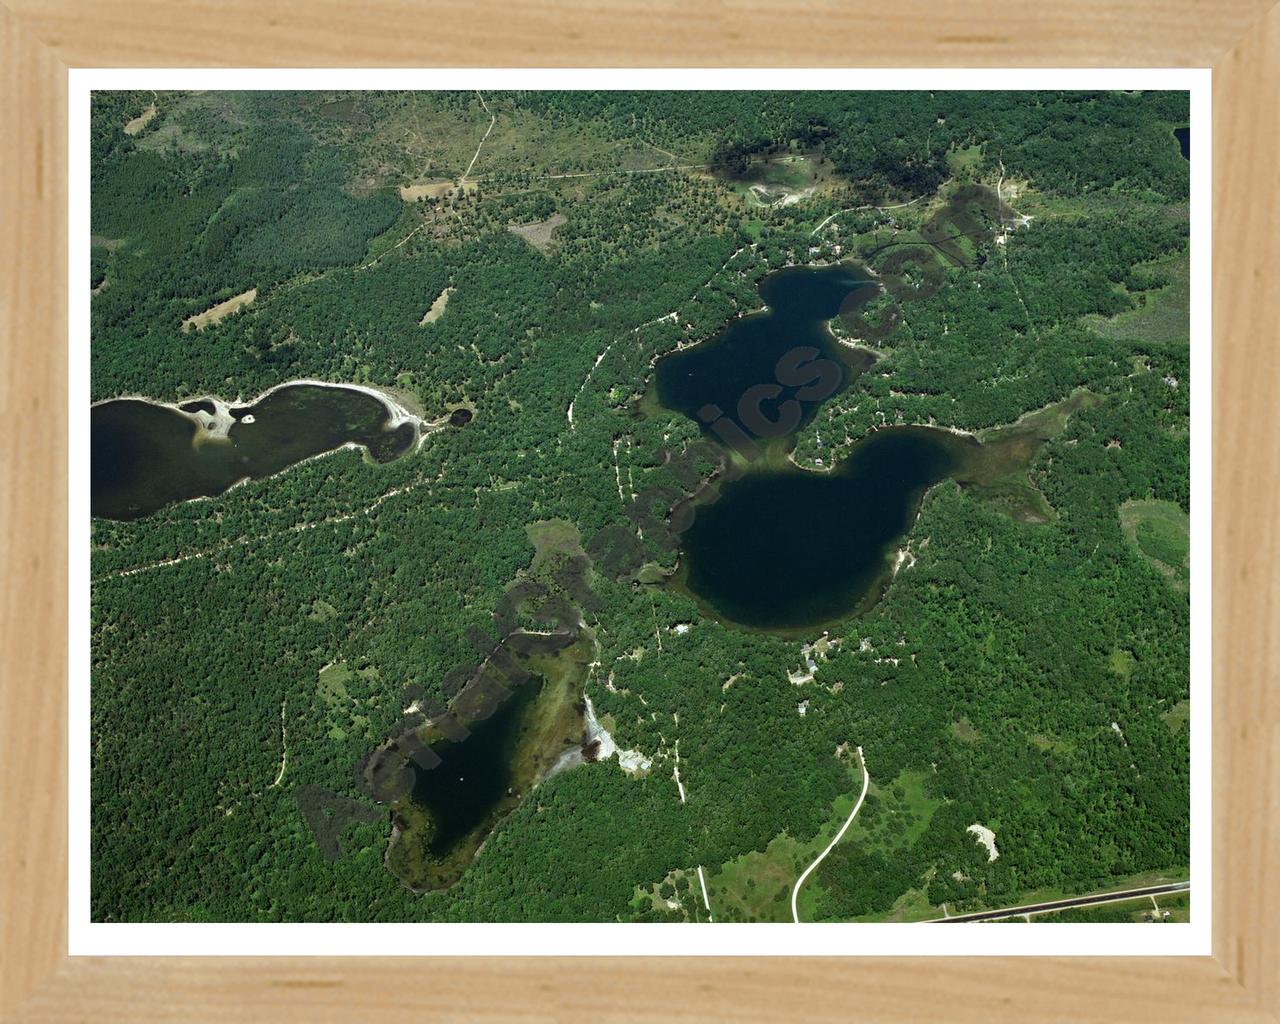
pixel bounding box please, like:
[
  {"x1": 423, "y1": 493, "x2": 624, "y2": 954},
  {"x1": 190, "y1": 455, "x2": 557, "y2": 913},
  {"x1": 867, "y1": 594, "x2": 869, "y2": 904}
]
[{"x1": 90, "y1": 88, "x2": 1190, "y2": 923}]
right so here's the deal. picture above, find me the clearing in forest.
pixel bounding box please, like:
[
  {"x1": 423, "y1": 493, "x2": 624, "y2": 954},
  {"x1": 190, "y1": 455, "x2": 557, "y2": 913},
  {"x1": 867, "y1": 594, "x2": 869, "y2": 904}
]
[
  {"x1": 508, "y1": 213, "x2": 566, "y2": 254},
  {"x1": 182, "y1": 288, "x2": 257, "y2": 332},
  {"x1": 399, "y1": 180, "x2": 454, "y2": 202},
  {"x1": 1082, "y1": 253, "x2": 1190, "y2": 346},
  {"x1": 420, "y1": 287, "x2": 454, "y2": 325},
  {"x1": 1119, "y1": 498, "x2": 1190, "y2": 589},
  {"x1": 123, "y1": 104, "x2": 157, "y2": 136}
]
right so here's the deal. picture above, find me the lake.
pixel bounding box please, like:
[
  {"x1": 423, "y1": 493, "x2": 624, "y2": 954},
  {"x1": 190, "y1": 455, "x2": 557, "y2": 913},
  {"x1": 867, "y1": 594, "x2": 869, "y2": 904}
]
[
  {"x1": 1174, "y1": 126, "x2": 1190, "y2": 161},
  {"x1": 406, "y1": 677, "x2": 542, "y2": 857},
  {"x1": 651, "y1": 261, "x2": 996, "y2": 633},
  {"x1": 91, "y1": 382, "x2": 419, "y2": 521},
  {"x1": 654, "y1": 263, "x2": 878, "y2": 447},
  {"x1": 678, "y1": 427, "x2": 971, "y2": 631},
  {"x1": 384, "y1": 635, "x2": 593, "y2": 892}
]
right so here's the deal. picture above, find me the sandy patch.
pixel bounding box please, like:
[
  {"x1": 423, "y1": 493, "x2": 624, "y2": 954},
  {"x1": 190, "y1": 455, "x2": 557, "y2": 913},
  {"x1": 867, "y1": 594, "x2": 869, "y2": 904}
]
[
  {"x1": 182, "y1": 288, "x2": 257, "y2": 332},
  {"x1": 579, "y1": 695, "x2": 653, "y2": 777},
  {"x1": 124, "y1": 104, "x2": 157, "y2": 136},
  {"x1": 419, "y1": 286, "x2": 454, "y2": 325},
  {"x1": 967, "y1": 823, "x2": 1000, "y2": 861}
]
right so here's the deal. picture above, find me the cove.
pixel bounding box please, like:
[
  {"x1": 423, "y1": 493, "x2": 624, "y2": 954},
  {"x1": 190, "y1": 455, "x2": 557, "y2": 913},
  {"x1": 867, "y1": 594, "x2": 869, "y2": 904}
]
[
  {"x1": 678, "y1": 427, "x2": 972, "y2": 632},
  {"x1": 653, "y1": 263, "x2": 878, "y2": 444},
  {"x1": 91, "y1": 382, "x2": 423, "y2": 521}
]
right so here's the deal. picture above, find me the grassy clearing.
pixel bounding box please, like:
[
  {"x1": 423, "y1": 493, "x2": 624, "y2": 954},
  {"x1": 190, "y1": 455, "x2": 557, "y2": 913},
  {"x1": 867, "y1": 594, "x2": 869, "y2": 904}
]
[
  {"x1": 1030, "y1": 732, "x2": 1075, "y2": 755},
  {"x1": 952, "y1": 716, "x2": 980, "y2": 742},
  {"x1": 317, "y1": 661, "x2": 379, "y2": 742},
  {"x1": 182, "y1": 288, "x2": 256, "y2": 332},
  {"x1": 803, "y1": 768, "x2": 945, "y2": 922},
  {"x1": 844, "y1": 769, "x2": 940, "y2": 855},
  {"x1": 137, "y1": 92, "x2": 245, "y2": 156},
  {"x1": 525, "y1": 519, "x2": 588, "y2": 587},
  {"x1": 874, "y1": 884, "x2": 940, "y2": 922},
  {"x1": 307, "y1": 599, "x2": 339, "y2": 622},
  {"x1": 707, "y1": 753, "x2": 866, "y2": 922},
  {"x1": 317, "y1": 661, "x2": 353, "y2": 709},
  {"x1": 1119, "y1": 498, "x2": 1189, "y2": 590},
  {"x1": 1162, "y1": 698, "x2": 1190, "y2": 734},
  {"x1": 706, "y1": 833, "x2": 806, "y2": 922},
  {"x1": 508, "y1": 213, "x2": 566, "y2": 254},
  {"x1": 722, "y1": 151, "x2": 844, "y2": 211},
  {"x1": 399, "y1": 181, "x2": 454, "y2": 202},
  {"x1": 632, "y1": 867, "x2": 709, "y2": 922},
  {"x1": 1108, "y1": 648, "x2": 1137, "y2": 679},
  {"x1": 363, "y1": 96, "x2": 636, "y2": 185},
  {"x1": 707, "y1": 761, "x2": 943, "y2": 923},
  {"x1": 1082, "y1": 252, "x2": 1189, "y2": 346},
  {"x1": 946, "y1": 143, "x2": 984, "y2": 174}
]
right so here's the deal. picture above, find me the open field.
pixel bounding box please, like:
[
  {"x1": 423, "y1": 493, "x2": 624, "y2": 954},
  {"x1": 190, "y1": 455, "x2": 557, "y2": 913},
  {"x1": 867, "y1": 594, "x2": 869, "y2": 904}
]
[
  {"x1": 706, "y1": 756, "x2": 869, "y2": 923},
  {"x1": 704, "y1": 762, "x2": 941, "y2": 923},
  {"x1": 399, "y1": 181, "x2": 454, "y2": 202}
]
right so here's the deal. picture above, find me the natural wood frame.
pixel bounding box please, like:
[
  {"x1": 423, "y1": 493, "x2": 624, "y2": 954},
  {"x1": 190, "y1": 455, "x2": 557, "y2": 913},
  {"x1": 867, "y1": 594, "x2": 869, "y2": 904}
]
[{"x1": 2, "y1": 2, "x2": 1276, "y2": 1019}]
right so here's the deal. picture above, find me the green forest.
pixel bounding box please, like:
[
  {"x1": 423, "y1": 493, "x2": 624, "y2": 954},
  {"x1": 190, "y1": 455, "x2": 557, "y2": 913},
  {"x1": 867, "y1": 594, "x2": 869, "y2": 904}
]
[{"x1": 90, "y1": 89, "x2": 1191, "y2": 923}]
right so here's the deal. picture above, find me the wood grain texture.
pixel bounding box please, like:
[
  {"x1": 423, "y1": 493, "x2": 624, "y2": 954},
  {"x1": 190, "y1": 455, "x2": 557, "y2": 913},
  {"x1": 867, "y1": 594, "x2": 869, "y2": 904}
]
[
  {"x1": 1212, "y1": 5, "x2": 1280, "y2": 1014},
  {"x1": 1, "y1": 0, "x2": 1277, "y2": 67},
  {"x1": 0, "y1": 3, "x2": 67, "y2": 1021},
  {"x1": 0, "y1": 0, "x2": 1276, "y2": 1020}
]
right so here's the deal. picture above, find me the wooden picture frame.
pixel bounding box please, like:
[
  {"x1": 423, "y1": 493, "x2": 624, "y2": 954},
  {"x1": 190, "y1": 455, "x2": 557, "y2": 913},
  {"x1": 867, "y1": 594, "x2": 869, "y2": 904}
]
[{"x1": 2, "y1": 2, "x2": 1275, "y2": 1018}]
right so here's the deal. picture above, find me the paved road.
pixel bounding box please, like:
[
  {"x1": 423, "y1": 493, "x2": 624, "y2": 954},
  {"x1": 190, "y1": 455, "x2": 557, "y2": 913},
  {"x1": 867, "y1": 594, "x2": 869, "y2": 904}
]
[
  {"x1": 934, "y1": 881, "x2": 1191, "y2": 923},
  {"x1": 792, "y1": 746, "x2": 869, "y2": 923}
]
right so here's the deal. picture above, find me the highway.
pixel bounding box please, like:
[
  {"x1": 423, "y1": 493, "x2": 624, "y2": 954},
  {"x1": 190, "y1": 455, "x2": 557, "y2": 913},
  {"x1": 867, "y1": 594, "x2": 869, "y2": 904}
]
[{"x1": 933, "y1": 881, "x2": 1190, "y2": 923}]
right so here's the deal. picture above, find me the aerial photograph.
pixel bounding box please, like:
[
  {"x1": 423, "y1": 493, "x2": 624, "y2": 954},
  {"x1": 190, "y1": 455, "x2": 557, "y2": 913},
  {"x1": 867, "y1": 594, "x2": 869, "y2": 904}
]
[{"x1": 89, "y1": 89, "x2": 1191, "y2": 924}]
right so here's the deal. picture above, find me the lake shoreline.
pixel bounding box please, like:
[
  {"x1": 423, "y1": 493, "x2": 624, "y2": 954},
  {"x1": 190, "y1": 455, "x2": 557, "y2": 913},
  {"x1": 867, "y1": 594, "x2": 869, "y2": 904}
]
[
  {"x1": 91, "y1": 380, "x2": 448, "y2": 521},
  {"x1": 91, "y1": 377, "x2": 427, "y2": 440}
]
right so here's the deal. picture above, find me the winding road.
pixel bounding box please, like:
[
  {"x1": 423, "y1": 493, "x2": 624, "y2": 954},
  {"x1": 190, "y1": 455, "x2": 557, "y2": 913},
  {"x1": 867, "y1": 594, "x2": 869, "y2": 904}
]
[{"x1": 791, "y1": 746, "x2": 869, "y2": 923}]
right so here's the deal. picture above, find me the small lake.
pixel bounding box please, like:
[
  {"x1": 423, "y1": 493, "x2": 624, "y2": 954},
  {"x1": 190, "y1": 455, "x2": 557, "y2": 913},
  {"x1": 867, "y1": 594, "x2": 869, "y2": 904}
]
[
  {"x1": 654, "y1": 263, "x2": 878, "y2": 444},
  {"x1": 407, "y1": 678, "x2": 542, "y2": 857},
  {"x1": 385, "y1": 636, "x2": 592, "y2": 892},
  {"x1": 91, "y1": 383, "x2": 419, "y2": 521},
  {"x1": 678, "y1": 427, "x2": 972, "y2": 631},
  {"x1": 1174, "y1": 126, "x2": 1190, "y2": 161}
]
